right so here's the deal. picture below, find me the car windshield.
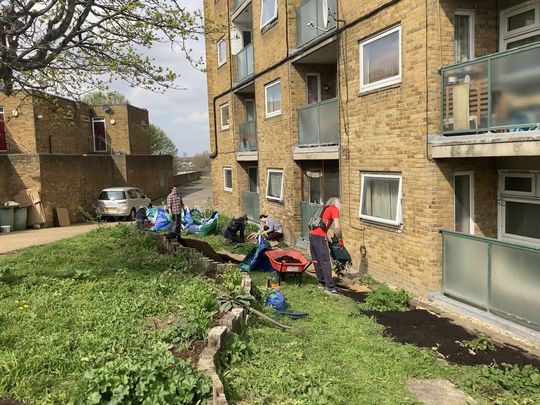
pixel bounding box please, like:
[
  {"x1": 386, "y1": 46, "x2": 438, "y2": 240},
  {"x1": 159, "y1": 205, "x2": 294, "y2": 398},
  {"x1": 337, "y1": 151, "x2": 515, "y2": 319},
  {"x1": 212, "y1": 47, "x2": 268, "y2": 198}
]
[{"x1": 99, "y1": 191, "x2": 126, "y2": 200}]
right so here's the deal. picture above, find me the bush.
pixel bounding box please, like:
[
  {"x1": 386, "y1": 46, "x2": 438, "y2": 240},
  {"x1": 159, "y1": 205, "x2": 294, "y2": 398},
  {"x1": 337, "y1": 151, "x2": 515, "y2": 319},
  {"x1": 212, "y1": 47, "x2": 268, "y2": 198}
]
[{"x1": 359, "y1": 284, "x2": 411, "y2": 311}]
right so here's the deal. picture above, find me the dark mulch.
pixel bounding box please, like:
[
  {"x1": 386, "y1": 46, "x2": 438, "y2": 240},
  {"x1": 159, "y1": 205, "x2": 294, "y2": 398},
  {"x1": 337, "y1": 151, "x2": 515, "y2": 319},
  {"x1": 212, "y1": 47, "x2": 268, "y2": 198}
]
[
  {"x1": 363, "y1": 309, "x2": 540, "y2": 368},
  {"x1": 337, "y1": 288, "x2": 368, "y2": 303},
  {"x1": 275, "y1": 255, "x2": 301, "y2": 264},
  {"x1": 171, "y1": 340, "x2": 207, "y2": 364}
]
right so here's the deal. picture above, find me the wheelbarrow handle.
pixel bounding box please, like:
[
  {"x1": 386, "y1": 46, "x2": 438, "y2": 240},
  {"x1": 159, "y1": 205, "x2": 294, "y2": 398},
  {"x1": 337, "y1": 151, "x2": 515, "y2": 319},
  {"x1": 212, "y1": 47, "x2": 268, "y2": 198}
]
[{"x1": 303, "y1": 261, "x2": 313, "y2": 272}]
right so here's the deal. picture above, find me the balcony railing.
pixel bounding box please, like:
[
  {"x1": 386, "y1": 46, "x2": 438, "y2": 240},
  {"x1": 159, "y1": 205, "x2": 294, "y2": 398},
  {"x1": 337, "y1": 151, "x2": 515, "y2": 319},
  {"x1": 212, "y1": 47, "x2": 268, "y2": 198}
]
[
  {"x1": 236, "y1": 43, "x2": 254, "y2": 82},
  {"x1": 296, "y1": 0, "x2": 337, "y2": 48},
  {"x1": 441, "y1": 229, "x2": 540, "y2": 330},
  {"x1": 238, "y1": 120, "x2": 257, "y2": 152},
  {"x1": 298, "y1": 98, "x2": 338, "y2": 146},
  {"x1": 300, "y1": 201, "x2": 321, "y2": 238},
  {"x1": 243, "y1": 191, "x2": 260, "y2": 221},
  {"x1": 441, "y1": 42, "x2": 540, "y2": 135},
  {"x1": 232, "y1": 0, "x2": 247, "y2": 14}
]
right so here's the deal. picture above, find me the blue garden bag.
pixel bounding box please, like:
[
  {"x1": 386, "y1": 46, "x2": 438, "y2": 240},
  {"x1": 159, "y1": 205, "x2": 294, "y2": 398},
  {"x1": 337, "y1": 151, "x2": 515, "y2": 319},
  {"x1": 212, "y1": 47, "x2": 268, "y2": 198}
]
[
  {"x1": 266, "y1": 289, "x2": 286, "y2": 311},
  {"x1": 239, "y1": 234, "x2": 272, "y2": 272}
]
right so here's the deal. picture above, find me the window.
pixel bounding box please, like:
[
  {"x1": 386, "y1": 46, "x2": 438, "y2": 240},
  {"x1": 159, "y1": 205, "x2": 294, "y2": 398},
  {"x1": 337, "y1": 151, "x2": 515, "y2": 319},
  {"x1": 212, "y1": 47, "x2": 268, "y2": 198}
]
[
  {"x1": 0, "y1": 107, "x2": 6, "y2": 152},
  {"x1": 359, "y1": 173, "x2": 402, "y2": 226},
  {"x1": 260, "y1": 0, "x2": 278, "y2": 29},
  {"x1": 248, "y1": 167, "x2": 258, "y2": 193},
  {"x1": 223, "y1": 167, "x2": 233, "y2": 191},
  {"x1": 265, "y1": 80, "x2": 281, "y2": 117},
  {"x1": 266, "y1": 169, "x2": 284, "y2": 201},
  {"x1": 454, "y1": 172, "x2": 474, "y2": 234},
  {"x1": 217, "y1": 38, "x2": 227, "y2": 66},
  {"x1": 359, "y1": 26, "x2": 401, "y2": 92},
  {"x1": 306, "y1": 74, "x2": 321, "y2": 105},
  {"x1": 220, "y1": 103, "x2": 230, "y2": 130},
  {"x1": 454, "y1": 10, "x2": 475, "y2": 62},
  {"x1": 302, "y1": 161, "x2": 339, "y2": 204},
  {"x1": 92, "y1": 117, "x2": 107, "y2": 152},
  {"x1": 500, "y1": 2, "x2": 540, "y2": 50},
  {"x1": 499, "y1": 171, "x2": 540, "y2": 246},
  {"x1": 127, "y1": 189, "x2": 138, "y2": 199}
]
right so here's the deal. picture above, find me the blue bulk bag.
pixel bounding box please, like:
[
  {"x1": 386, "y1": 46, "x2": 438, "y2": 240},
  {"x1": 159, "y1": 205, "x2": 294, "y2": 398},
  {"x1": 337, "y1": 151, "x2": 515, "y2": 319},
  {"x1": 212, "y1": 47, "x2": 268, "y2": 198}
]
[
  {"x1": 239, "y1": 234, "x2": 272, "y2": 272},
  {"x1": 149, "y1": 208, "x2": 172, "y2": 231},
  {"x1": 266, "y1": 289, "x2": 286, "y2": 310}
]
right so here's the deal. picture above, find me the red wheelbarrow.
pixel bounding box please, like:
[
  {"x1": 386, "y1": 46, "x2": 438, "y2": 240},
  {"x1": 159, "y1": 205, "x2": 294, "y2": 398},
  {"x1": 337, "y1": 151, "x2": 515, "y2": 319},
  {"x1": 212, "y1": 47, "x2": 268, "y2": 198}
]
[{"x1": 265, "y1": 249, "x2": 313, "y2": 286}]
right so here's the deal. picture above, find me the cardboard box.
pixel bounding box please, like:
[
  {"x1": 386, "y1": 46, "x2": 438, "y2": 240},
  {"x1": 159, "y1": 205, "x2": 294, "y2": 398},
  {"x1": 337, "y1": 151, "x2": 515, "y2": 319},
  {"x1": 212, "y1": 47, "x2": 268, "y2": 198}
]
[
  {"x1": 14, "y1": 188, "x2": 41, "y2": 206},
  {"x1": 54, "y1": 208, "x2": 70, "y2": 227}
]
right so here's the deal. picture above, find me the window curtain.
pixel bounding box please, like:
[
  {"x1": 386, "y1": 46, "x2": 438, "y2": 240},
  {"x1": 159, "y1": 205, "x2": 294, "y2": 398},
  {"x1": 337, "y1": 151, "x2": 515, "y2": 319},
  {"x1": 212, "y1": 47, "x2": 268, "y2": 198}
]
[
  {"x1": 363, "y1": 31, "x2": 399, "y2": 84},
  {"x1": 362, "y1": 177, "x2": 399, "y2": 221},
  {"x1": 268, "y1": 172, "x2": 282, "y2": 198}
]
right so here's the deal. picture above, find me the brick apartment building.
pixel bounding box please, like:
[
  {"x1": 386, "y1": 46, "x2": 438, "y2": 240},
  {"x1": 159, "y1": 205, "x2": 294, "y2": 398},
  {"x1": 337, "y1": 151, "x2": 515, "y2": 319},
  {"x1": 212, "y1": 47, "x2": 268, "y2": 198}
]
[
  {"x1": 204, "y1": 0, "x2": 540, "y2": 330},
  {"x1": 0, "y1": 92, "x2": 173, "y2": 225}
]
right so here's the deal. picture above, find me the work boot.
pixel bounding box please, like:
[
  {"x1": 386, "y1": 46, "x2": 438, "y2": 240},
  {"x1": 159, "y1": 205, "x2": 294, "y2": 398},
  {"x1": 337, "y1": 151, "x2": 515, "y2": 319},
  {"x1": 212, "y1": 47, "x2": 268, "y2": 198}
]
[{"x1": 324, "y1": 287, "x2": 341, "y2": 297}]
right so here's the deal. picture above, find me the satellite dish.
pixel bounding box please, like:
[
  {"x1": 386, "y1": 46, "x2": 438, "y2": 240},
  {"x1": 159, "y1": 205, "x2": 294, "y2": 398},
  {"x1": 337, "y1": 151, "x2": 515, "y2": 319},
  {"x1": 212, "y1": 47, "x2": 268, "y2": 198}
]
[{"x1": 322, "y1": 0, "x2": 329, "y2": 28}]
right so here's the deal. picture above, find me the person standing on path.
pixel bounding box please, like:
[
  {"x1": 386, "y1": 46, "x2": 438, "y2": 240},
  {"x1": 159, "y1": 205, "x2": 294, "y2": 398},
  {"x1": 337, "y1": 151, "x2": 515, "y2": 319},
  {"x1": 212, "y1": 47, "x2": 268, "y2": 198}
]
[
  {"x1": 309, "y1": 197, "x2": 343, "y2": 296},
  {"x1": 167, "y1": 184, "x2": 184, "y2": 239}
]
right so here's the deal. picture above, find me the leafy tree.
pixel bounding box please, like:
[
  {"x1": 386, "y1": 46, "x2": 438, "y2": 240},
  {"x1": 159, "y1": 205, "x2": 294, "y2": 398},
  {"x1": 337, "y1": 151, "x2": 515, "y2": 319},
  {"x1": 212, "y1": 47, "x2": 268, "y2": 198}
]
[
  {"x1": 0, "y1": 1, "x2": 204, "y2": 97},
  {"x1": 149, "y1": 123, "x2": 178, "y2": 156},
  {"x1": 81, "y1": 91, "x2": 129, "y2": 106}
]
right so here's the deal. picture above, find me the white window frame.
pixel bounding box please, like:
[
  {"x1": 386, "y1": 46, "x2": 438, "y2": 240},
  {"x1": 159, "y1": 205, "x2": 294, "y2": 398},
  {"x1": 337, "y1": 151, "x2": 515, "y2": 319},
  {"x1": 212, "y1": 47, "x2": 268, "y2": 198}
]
[
  {"x1": 500, "y1": 1, "x2": 540, "y2": 50},
  {"x1": 359, "y1": 25, "x2": 402, "y2": 93},
  {"x1": 359, "y1": 173, "x2": 403, "y2": 226},
  {"x1": 454, "y1": 10, "x2": 475, "y2": 62},
  {"x1": 223, "y1": 167, "x2": 233, "y2": 192},
  {"x1": 266, "y1": 169, "x2": 284, "y2": 202},
  {"x1": 306, "y1": 73, "x2": 321, "y2": 104},
  {"x1": 499, "y1": 196, "x2": 540, "y2": 247},
  {"x1": 264, "y1": 80, "x2": 281, "y2": 118},
  {"x1": 500, "y1": 172, "x2": 536, "y2": 197},
  {"x1": 220, "y1": 103, "x2": 230, "y2": 130},
  {"x1": 260, "y1": 0, "x2": 278, "y2": 30},
  {"x1": 217, "y1": 38, "x2": 227, "y2": 67},
  {"x1": 453, "y1": 171, "x2": 475, "y2": 235}
]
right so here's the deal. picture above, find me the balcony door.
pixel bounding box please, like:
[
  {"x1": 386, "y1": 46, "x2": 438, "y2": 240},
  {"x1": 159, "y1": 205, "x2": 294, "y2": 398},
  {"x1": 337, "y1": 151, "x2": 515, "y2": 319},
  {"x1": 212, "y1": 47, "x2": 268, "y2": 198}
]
[
  {"x1": 248, "y1": 166, "x2": 258, "y2": 193},
  {"x1": 0, "y1": 108, "x2": 6, "y2": 152},
  {"x1": 306, "y1": 74, "x2": 321, "y2": 105},
  {"x1": 246, "y1": 99, "x2": 255, "y2": 122}
]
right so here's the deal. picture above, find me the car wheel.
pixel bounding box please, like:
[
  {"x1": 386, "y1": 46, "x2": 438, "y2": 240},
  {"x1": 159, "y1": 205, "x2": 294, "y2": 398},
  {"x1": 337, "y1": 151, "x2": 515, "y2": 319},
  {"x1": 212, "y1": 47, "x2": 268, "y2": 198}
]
[{"x1": 128, "y1": 209, "x2": 136, "y2": 221}]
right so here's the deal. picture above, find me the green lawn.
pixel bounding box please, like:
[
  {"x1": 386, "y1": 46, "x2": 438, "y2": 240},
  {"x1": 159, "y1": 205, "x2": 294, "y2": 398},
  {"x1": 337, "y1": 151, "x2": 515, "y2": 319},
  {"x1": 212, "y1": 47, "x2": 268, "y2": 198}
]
[
  {"x1": 0, "y1": 225, "x2": 214, "y2": 404},
  {"x1": 220, "y1": 273, "x2": 540, "y2": 405}
]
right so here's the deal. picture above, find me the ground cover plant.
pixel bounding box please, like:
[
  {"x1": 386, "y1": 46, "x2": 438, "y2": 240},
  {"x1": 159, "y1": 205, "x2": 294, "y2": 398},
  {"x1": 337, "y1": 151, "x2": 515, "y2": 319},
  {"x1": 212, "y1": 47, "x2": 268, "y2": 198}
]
[
  {"x1": 0, "y1": 225, "x2": 216, "y2": 404},
  {"x1": 218, "y1": 273, "x2": 540, "y2": 404}
]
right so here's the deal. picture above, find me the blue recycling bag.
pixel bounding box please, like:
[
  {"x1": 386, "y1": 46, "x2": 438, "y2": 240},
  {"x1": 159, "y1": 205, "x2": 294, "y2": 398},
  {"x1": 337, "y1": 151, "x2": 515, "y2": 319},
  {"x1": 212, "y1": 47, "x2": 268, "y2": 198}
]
[{"x1": 266, "y1": 289, "x2": 286, "y2": 310}]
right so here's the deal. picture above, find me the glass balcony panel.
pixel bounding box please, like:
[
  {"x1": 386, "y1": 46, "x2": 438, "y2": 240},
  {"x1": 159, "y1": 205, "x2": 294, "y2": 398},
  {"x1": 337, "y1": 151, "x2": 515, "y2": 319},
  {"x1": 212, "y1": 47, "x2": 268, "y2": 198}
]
[
  {"x1": 239, "y1": 121, "x2": 257, "y2": 152},
  {"x1": 491, "y1": 46, "x2": 540, "y2": 128},
  {"x1": 442, "y1": 233, "x2": 489, "y2": 308},
  {"x1": 236, "y1": 43, "x2": 254, "y2": 82},
  {"x1": 442, "y1": 61, "x2": 489, "y2": 133},
  {"x1": 491, "y1": 244, "x2": 540, "y2": 327},
  {"x1": 296, "y1": 0, "x2": 337, "y2": 47},
  {"x1": 298, "y1": 98, "x2": 338, "y2": 146},
  {"x1": 243, "y1": 191, "x2": 260, "y2": 221}
]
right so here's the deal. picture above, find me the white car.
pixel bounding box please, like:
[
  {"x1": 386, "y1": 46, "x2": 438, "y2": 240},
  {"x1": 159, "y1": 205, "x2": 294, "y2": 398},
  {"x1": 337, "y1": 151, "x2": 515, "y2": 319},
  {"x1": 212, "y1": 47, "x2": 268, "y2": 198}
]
[{"x1": 97, "y1": 187, "x2": 151, "y2": 220}]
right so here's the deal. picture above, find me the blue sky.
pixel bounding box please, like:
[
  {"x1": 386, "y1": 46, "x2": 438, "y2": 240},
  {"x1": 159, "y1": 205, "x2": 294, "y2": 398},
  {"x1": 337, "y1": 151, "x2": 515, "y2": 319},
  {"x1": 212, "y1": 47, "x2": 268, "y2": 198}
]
[{"x1": 111, "y1": 0, "x2": 209, "y2": 157}]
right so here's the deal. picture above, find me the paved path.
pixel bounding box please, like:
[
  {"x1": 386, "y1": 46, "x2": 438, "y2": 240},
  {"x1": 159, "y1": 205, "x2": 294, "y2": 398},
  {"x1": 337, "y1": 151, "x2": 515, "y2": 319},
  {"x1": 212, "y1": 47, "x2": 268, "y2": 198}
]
[{"x1": 0, "y1": 223, "x2": 108, "y2": 255}]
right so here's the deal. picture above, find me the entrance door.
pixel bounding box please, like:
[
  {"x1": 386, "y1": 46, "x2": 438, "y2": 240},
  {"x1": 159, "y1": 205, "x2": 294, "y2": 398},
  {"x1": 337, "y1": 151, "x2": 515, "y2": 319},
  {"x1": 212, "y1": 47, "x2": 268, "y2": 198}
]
[
  {"x1": 92, "y1": 117, "x2": 107, "y2": 152},
  {"x1": 306, "y1": 74, "x2": 321, "y2": 105},
  {"x1": 0, "y1": 108, "x2": 6, "y2": 152},
  {"x1": 454, "y1": 172, "x2": 474, "y2": 234},
  {"x1": 248, "y1": 166, "x2": 258, "y2": 192}
]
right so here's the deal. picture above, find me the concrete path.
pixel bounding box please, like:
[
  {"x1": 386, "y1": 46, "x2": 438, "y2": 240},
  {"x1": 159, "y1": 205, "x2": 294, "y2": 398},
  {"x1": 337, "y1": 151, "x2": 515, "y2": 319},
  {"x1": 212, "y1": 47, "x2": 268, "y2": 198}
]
[
  {"x1": 153, "y1": 176, "x2": 213, "y2": 211},
  {"x1": 0, "y1": 223, "x2": 108, "y2": 255}
]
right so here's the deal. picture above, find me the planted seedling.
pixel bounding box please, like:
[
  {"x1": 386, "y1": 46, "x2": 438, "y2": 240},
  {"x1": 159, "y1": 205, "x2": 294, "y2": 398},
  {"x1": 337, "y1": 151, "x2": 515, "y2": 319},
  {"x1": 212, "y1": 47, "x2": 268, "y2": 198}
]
[{"x1": 461, "y1": 335, "x2": 495, "y2": 354}]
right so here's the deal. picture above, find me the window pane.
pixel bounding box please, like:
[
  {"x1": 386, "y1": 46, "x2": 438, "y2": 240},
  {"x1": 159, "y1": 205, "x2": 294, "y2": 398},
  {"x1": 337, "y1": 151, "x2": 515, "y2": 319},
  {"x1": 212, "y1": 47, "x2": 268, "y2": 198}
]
[
  {"x1": 506, "y1": 34, "x2": 540, "y2": 49},
  {"x1": 504, "y1": 176, "x2": 532, "y2": 193},
  {"x1": 248, "y1": 168, "x2": 258, "y2": 192},
  {"x1": 218, "y1": 40, "x2": 226, "y2": 63},
  {"x1": 221, "y1": 105, "x2": 229, "y2": 127},
  {"x1": 361, "y1": 177, "x2": 400, "y2": 221},
  {"x1": 267, "y1": 172, "x2": 283, "y2": 199},
  {"x1": 454, "y1": 14, "x2": 472, "y2": 62},
  {"x1": 508, "y1": 9, "x2": 536, "y2": 31},
  {"x1": 322, "y1": 165, "x2": 340, "y2": 200},
  {"x1": 454, "y1": 175, "x2": 471, "y2": 233},
  {"x1": 363, "y1": 30, "x2": 399, "y2": 85},
  {"x1": 225, "y1": 170, "x2": 232, "y2": 188},
  {"x1": 261, "y1": 0, "x2": 276, "y2": 27},
  {"x1": 505, "y1": 201, "x2": 540, "y2": 239},
  {"x1": 266, "y1": 83, "x2": 281, "y2": 114}
]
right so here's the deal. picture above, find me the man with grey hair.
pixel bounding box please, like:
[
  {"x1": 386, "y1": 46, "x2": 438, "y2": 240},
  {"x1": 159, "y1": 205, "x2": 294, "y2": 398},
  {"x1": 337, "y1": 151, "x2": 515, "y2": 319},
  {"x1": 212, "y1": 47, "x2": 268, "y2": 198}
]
[{"x1": 308, "y1": 197, "x2": 343, "y2": 296}]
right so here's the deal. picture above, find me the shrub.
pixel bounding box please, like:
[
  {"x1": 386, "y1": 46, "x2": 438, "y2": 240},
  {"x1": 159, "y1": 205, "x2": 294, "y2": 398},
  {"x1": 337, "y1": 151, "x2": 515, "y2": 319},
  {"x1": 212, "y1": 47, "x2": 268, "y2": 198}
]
[{"x1": 359, "y1": 284, "x2": 411, "y2": 311}]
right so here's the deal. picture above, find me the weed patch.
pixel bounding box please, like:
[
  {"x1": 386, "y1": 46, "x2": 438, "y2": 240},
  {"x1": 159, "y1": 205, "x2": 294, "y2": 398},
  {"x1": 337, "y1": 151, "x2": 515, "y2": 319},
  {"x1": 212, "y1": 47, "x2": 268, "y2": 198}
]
[{"x1": 359, "y1": 283, "x2": 411, "y2": 311}]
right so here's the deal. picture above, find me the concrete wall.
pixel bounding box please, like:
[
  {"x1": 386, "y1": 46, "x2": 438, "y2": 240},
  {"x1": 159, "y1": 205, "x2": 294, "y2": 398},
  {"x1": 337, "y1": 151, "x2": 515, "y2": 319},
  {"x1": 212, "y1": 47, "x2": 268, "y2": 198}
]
[
  {"x1": 124, "y1": 154, "x2": 173, "y2": 200},
  {"x1": 172, "y1": 171, "x2": 202, "y2": 186}
]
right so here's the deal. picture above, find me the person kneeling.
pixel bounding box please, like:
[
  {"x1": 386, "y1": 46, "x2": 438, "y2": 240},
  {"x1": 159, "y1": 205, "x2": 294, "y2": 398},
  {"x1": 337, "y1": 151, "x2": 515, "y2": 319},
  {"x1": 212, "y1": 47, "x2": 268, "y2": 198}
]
[
  {"x1": 259, "y1": 214, "x2": 283, "y2": 241},
  {"x1": 223, "y1": 214, "x2": 248, "y2": 243}
]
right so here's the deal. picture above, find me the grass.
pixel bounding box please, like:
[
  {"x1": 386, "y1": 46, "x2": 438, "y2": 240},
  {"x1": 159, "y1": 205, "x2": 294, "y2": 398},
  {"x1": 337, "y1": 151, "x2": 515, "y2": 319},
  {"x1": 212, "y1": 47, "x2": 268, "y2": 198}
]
[
  {"x1": 0, "y1": 225, "x2": 215, "y2": 404},
  {"x1": 219, "y1": 273, "x2": 539, "y2": 405}
]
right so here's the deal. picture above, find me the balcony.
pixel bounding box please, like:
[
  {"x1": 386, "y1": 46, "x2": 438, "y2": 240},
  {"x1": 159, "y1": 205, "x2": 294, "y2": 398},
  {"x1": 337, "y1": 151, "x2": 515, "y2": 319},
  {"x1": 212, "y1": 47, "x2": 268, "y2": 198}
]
[
  {"x1": 432, "y1": 42, "x2": 540, "y2": 158},
  {"x1": 441, "y1": 229, "x2": 540, "y2": 331},
  {"x1": 242, "y1": 191, "x2": 260, "y2": 221},
  {"x1": 236, "y1": 44, "x2": 254, "y2": 83},
  {"x1": 296, "y1": 0, "x2": 337, "y2": 48},
  {"x1": 294, "y1": 98, "x2": 339, "y2": 160},
  {"x1": 236, "y1": 120, "x2": 257, "y2": 161}
]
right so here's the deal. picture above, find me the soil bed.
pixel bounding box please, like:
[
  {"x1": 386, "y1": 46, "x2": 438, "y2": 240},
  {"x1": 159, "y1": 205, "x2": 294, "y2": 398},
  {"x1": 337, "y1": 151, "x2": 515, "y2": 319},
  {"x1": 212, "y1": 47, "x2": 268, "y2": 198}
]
[
  {"x1": 337, "y1": 288, "x2": 368, "y2": 302},
  {"x1": 171, "y1": 340, "x2": 207, "y2": 364},
  {"x1": 363, "y1": 309, "x2": 540, "y2": 368},
  {"x1": 0, "y1": 399, "x2": 23, "y2": 405}
]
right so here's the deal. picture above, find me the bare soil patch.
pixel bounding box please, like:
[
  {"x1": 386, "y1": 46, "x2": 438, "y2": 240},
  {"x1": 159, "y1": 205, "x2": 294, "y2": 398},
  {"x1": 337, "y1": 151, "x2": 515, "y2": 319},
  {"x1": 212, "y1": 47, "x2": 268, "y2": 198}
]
[{"x1": 172, "y1": 340, "x2": 207, "y2": 364}]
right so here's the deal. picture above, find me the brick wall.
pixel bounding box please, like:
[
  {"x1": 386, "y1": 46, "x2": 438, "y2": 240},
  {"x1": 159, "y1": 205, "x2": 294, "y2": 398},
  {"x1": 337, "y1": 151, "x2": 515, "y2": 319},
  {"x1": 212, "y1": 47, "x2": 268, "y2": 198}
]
[
  {"x1": 0, "y1": 93, "x2": 37, "y2": 153},
  {"x1": 126, "y1": 105, "x2": 151, "y2": 154},
  {"x1": 124, "y1": 154, "x2": 173, "y2": 199}
]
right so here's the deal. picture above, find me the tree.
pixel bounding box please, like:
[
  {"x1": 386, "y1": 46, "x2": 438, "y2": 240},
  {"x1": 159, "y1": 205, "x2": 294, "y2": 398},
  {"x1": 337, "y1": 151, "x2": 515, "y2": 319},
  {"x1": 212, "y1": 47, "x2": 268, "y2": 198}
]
[
  {"x1": 81, "y1": 91, "x2": 129, "y2": 106},
  {"x1": 148, "y1": 123, "x2": 178, "y2": 156},
  {"x1": 191, "y1": 151, "x2": 210, "y2": 169},
  {"x1": 0, "y1": 1, "x2": 204, "y2": 97}
]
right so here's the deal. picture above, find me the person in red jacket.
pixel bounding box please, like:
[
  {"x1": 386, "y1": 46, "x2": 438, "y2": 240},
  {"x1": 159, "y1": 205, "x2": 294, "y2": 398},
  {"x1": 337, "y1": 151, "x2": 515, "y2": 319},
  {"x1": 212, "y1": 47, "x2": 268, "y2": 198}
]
[{"x1": 309, "y1": 197, "x2": 343, "y2": 296}]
